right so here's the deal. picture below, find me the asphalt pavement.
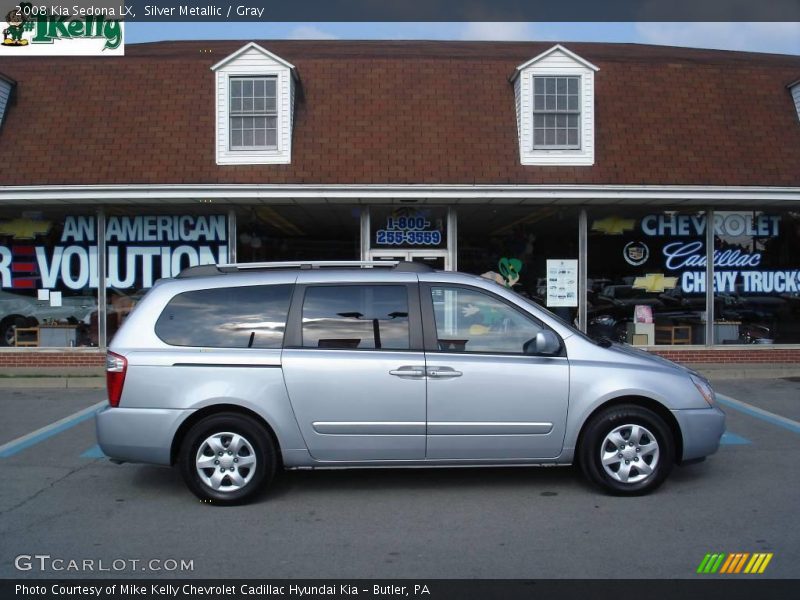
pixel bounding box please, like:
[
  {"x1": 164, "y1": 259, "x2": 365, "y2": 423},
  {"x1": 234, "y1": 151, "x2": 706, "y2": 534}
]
[{"x1": 0, "y1": 379, "x2": 798, "y2": 579}]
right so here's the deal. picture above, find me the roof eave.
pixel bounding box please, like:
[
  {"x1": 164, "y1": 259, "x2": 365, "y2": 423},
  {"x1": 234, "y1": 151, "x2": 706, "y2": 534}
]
[
  {"x1": 513, "y1": 43, "x2": 600, "y2": 77},
  {"x1": 210, "y1": 41, "x2": 297, "y2": 75}
]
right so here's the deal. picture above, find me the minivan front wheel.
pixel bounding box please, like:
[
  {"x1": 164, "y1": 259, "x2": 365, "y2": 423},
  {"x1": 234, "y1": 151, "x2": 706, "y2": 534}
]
[
  {"x1": 179, "y1": 413, "x2": 276, "y2": 505},
  {"x1": 579, "y1": 405, "x2": 674, "y2": 495}
]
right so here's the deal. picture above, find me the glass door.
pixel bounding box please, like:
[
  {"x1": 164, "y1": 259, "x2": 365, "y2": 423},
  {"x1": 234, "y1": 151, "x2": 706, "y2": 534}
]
[
  {"x1": 365, "y1": 206, "x2": 454, "y2": 270},
  {"x1": 369, "y1": 250, "x2": 449, "y2": 271}
]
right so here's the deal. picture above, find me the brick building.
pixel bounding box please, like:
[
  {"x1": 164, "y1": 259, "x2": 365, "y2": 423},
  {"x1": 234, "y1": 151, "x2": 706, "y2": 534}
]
[{"x1": 1, "y1": 40, "x2": 799, "y2": 366}]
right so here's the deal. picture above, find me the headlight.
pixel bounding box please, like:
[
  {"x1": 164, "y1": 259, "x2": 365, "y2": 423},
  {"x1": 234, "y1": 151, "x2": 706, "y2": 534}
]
[{"x1": 690, "y1": 375, "x2": 716, "y2": 407}]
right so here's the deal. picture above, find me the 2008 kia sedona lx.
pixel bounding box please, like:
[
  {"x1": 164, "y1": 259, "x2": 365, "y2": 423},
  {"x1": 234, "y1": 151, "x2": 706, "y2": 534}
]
[{"x1": 97, "y1": 261, "x2": 725, "y2": 504}]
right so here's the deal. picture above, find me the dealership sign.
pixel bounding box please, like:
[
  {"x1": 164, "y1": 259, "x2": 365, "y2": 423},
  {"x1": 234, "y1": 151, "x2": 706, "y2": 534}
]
[
  {"x1": 661, "y1": 241, "x2": 761, "y2": 270},
  {"x1": 637, "y1": 213, "x2": 798, "y2": 295},
  {"x1": 0, "y1": 215, "x2": 228, "y2": 290},
  {"x1": 680, "y1": 269, "x2": 800, "y2": 294},
  {"x1": 640, "y1": 213, "x2": 780, "y2": 237}
]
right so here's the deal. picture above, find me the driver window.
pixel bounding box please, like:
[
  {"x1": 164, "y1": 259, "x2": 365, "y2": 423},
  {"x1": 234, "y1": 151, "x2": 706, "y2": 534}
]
[{"x1": 430, "y1": 286, "x2": 543, "y2": 354}]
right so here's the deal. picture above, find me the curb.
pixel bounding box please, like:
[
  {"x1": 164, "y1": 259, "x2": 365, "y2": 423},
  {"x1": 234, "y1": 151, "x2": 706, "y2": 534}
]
[
  {"x1": 0, "y1": 377, "x2": 105, "y2": 389},
  {"x1": 690, "y1": 366, "x2": 800, "y2": 380}
]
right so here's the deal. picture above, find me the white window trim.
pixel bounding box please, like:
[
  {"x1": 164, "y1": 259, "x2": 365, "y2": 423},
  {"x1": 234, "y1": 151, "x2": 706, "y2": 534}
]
[
  {"x1": 514, "y1": 44, "x2": 598, "y2": 167},
  {"x1": 212, "y1": 42, "x2": 295, "y2": 166},
  {"x1": 525, "y1": 67, "x2": 590, "y2": 162},
  {"x1": 789, "y1": 80, "x2": 800, "y2": 124}
]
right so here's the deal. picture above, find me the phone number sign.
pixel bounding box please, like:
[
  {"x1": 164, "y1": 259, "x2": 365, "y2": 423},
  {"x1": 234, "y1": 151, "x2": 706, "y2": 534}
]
[{"x1": 375, "y1": 214, "x2": 443, "y2": 246}]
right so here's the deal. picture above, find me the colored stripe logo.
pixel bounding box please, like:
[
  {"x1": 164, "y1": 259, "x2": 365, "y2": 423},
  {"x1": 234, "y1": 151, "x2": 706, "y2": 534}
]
[{"x1": 697, "y1": 552, "x2": 773, "y2": 574}]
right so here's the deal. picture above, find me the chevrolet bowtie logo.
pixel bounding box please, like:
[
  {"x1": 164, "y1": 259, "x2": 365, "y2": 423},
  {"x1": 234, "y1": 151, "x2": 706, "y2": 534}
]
[
  {"x1": 632, "y1": 273, "x2": 678, "y2": 293},
  {"x1": 591, "y1": 216, "x2": 636, "y2": 235},
  {"x1": 0, "y1": 218, "x2": 51, "y2": 239}
]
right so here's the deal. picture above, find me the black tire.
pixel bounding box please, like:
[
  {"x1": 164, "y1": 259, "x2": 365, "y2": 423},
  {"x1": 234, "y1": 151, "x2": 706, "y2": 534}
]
[
  {"x1": 579, "y1": 404, "x2": 674, "y2": 496},
  {"x1": 179, "y1": 413, "x2": 276, "y2": 505}
]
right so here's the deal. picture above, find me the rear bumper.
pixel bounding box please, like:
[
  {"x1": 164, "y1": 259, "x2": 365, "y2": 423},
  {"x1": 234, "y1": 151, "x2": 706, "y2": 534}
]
[
  {"x1": 96, "y1": 406, "x2": 194, "y2": 466},
  {"x1": 672, "y1": 406, "x2": 726, "y2": 462}
]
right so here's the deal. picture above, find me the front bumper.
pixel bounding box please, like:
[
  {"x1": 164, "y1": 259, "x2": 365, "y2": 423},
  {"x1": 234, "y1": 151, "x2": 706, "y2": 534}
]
[
  {"x1": 96, "y1": 406, "x2": 194, "y2": 466},
  {"x1": 672, "y1": 406, "x2": 726, "y2": 462}
]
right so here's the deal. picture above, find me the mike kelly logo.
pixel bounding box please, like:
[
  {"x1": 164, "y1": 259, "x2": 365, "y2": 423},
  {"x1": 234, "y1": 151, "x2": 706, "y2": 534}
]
[{"x1": 1, "y1": 2, "x2": 124, "y2": 55}]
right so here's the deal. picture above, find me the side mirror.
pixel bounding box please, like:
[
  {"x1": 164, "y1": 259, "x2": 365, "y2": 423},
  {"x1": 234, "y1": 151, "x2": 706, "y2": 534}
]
[{"x1": 525, "y1": 330, "x2": 561, "y2": 355}]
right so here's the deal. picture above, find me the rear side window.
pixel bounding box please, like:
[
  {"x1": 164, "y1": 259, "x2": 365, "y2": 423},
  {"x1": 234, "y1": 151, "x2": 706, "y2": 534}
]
[
  {"x1": 301, "y1": 285, "x2": 410, "y2": 350},
  {"x1": 156, "y1": 285, "x2": 292, "y2": 348}
]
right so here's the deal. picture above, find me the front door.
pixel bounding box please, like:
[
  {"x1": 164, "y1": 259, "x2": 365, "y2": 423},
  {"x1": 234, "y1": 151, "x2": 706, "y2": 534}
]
[
  {"x1": 420, "y1": 282, "x2": 570, "y2": 460},
  {"x1": 282, "y1": 280, "x2": 427, "y2": 461}
]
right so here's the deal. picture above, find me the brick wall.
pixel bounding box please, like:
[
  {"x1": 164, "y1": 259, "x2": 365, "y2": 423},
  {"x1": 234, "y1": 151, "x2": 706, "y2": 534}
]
[
  {"x1": 650, "y1": 348, "x2": 800, "y2": 364},
  {"x1": 0, "y1": 347, "x2": 798, "y2": 367},
  {"x1": 0, "y1": 351, "x2": 105, "y2": 368}
]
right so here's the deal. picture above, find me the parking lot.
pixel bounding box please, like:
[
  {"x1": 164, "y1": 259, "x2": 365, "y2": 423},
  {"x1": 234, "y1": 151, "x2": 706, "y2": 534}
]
[{"x1": 0, "y1": 378, "x2": 798, "y2": 579}]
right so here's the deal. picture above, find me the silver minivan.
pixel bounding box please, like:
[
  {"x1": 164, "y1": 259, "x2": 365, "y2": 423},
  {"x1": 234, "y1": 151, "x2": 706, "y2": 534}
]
[{"x1": 97, "y1": 261, "x2": 725, "y2": 504}]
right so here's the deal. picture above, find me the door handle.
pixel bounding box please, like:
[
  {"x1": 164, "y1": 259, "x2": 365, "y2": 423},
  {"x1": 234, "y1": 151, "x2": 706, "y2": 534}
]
[
  {"x1": 427, "y1": 366, "x2": 463, "y2": 378},
  {"x1": 389, "y1": 366, "x2": 426, "y2": 378}
]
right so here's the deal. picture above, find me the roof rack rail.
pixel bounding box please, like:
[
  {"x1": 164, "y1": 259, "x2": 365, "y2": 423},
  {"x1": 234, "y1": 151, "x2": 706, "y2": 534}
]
[
  {"x1": 176, "y1": 260, "x2": 434, "y2": 278},
  {"x1": 218, "y1": 260, "x2": 398, "y2": 271}
]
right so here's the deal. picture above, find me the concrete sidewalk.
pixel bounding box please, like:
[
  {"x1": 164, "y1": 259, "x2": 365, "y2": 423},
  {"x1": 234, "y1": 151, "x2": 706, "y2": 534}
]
[{"x1": 0, "y1": 363, "x2": 798, "y2": 388}]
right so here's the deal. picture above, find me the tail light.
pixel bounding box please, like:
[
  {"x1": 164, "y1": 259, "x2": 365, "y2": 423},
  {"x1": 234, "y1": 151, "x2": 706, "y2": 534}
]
[{"x1": 106, "y1": 351, "x2": 127, "y2": 407}]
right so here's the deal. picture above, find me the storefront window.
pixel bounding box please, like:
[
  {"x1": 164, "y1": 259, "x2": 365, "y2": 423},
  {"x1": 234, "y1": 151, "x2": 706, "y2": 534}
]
[
  {"x1": 587, "y1": 209, "x2": 707, "y2": 345},
  {"x1": 458, "y1": 206, "x2": 579, "y2": 322},
  {"x1": 0, "y1": 209, "x2": 98, "y2": 347},
  {"x1": 713, "y1": 210, "x2": 800, "y2": 344},
  {"x1": 236, "y1": 205, "x2": 360, "y2": 262},
  {"x1": 4, "y1": 203, "x2": 797, "y2": 352},
  {"x1": 103, "y1": 208, "x2": 231, "y2": 344}
]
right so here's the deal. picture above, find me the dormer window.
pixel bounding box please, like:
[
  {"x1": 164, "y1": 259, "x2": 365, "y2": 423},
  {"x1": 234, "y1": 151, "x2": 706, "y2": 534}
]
[
  {"x1": 789, "y1": 79, "x2": 800, "y2": 123},
  {"x1": 229, "y1": 77, "x2": 278, "y2": 150},
  {"x1": 0, "y1": 72, "x2": 16, "y2": 131},
  {"x1": 512, "y1": 44, "x2": 598, "y2": 166},
  {"x1": 212, "y1": 42, "x2": 297, "y2": 165},
  {"x1": 533, "y1": 76, "x2": 581, "y2": 149}
]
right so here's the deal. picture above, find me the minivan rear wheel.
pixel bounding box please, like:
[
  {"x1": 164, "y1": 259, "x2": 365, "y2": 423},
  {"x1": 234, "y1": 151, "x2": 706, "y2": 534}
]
[
  {"x1": 579, "y1": 404, "x2": 674, "y2": 495},
  {"x1": 179, "y1": 413, "x2": 276, "y2": 505}
]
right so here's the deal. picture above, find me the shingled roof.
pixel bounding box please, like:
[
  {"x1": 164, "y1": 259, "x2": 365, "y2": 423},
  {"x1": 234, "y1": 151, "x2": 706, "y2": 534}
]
[{"x1": 1, "y1": 40, "x2": 799, "y2": 187}]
